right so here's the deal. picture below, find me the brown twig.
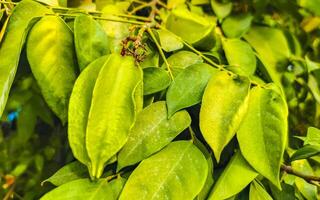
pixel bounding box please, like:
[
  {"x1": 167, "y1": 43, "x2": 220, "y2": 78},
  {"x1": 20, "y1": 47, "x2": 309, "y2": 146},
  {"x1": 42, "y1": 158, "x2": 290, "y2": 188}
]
[{"x1": 281, "y1": 164, "x2": 320, "y2": 185}]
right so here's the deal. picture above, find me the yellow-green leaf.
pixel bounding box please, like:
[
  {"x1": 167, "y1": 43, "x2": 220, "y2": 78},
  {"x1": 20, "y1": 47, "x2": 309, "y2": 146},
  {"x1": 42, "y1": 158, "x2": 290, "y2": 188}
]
[
  {"x1": 68, "y1": 56, "x2": 108, "y2": 167},
  {"x1": 27, "y1": 16, "x2": 77, "y2": 123},
  {"x1": 0, "y1": 0, "x2": 51, "y2": 118},
  {"x1": 237, "y1": 84, "x2": 288, "y2": 189},
  {"x1": 117, "y1": 101, "x2": 191, "y2": 171},
  {"x1": 41, "y1": 177, "x2": 125, "y2": 200},
  {"x1": 119, "y1": 141, "x2": 208, "y2": 200},
  {"x1": 200, "y1": 71, "x2": 250, "y2": 161},
  {"x1": 86, "y1": 54, "x2": 142, "y2": 178},
  {"x1": 208, "y1": 152, "x2": 258, "y2": 200}
]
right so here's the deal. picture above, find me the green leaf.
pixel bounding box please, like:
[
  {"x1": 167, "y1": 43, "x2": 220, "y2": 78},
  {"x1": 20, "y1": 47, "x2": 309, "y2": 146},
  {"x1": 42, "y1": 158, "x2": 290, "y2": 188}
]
[
  {"x1": 197, "y1": 156, "x2": 214, "y2": 200},
  {"x1": 166, "y1": 63, "x2": 217, "y2": 117},
  {"x1": 249, "y1": 180, "x2": 273, "y2": 200},
  {"x1": 291, "y1": 145, "x2": 320, "y2": 161},
  {"x1": 304, "y1": 127, "x2": 320, "y2": 146},
  {"x1": 41, "y1": 177, "x2": 125, "y2": 200},
  {"x1": 237, "y1": 84, "x2": 288, "y2": 189},
  {"x1": 74, "y1": 14, "x2": 110, "y2": 71},
  {"x1": 143, "y1": 67, "x2": 171, "y2": 95},
  {"x1": 166, "y1": 8, "x2": 216, "y2": 50},
  {"x1": 100, "y1": 3, "x2": 130, "y2": 53},
  {"x1": 292, "y1": 160, "x2": 318, "y2": 200},
  {"x1": 27, "y1": 16, "x2": 77, "y2": 124},
  {"x1": 68, "y1": 56, "x2": 108, "y2": 167},
  {"x1": 117, "y1": 101, "x2": 191, "y2": 171},
  {"x1": 157, "y1": 29, "x2": 183, "y2": 52},
  {"x1": 163, "y1": 51, "x2": 203, "y2": 76},
  {"x1": 119, "y1": 141, "x2": 208, "y2": 200},
  {"x1": 208, "y1": 151, "x2": 258, "y2": 200},
  {"x1": 0, "y1": 0, "x2": 50, "y2": 118},
  {"x1": 42, "y1": 161, "x2": 88, "y2": 186},
  {"x1": 86, "y1": 54, "x2": 142, "y2": 178},
  {"x1": 244, "y1": 26, "x2": 291, "y2": 87},
  {"x1": 222, "y1": 38, "x2": 257, "y2": 75},
  {"x1": 200, "y1": 71, "x2": 250, "y2": 161},
  {"x1": 269, "y1": 182, "x2": 295, "y2": 200},
  {"x1": 222, "y1": 13, "x2": 253, "y2": 38},
  {"x1": 210, "y1": 0, "x2": 232, "y2": 19}
]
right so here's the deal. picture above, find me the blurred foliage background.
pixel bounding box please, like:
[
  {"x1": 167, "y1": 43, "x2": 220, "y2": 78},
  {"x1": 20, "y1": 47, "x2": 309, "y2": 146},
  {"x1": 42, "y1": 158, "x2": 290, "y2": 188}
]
[{"x1": 1, "y1": 0, "x2": 320, "y2": 199}]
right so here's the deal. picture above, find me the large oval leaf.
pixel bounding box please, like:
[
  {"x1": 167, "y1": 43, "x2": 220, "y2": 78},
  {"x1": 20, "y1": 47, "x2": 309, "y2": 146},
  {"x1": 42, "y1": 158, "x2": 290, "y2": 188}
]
[
  {"x1": 208, "y1": 152, "x2": 258, "y2": 200},
  {"x1": 41, "y1": 177, "x2": 125, "y2": 200},
  {"x1": 237, "y1": 84, "x2": 288, "y2": 189},
  {"x1": 222, "y1": 13, "x2": 253, "y2": 38},
  {"x1": 200, "y1": 71, "x2": 250, "y2": 161},
  {"x1": 222, "y1": 38, "x2": 257, "y2": 75},
  {"x1": 68, "y1": 56, "x2": 107, "y2": 167},
  {"x1": 244, "y1": 26, "x2": 291, "y2": 87},
  {"x1": 27, "y1": 16, "x2": 77, "y2": 123},
  {"x1": 117, "y1": 101, "x2": 191, "y2": 171},
  {"x1": 86, "y1": 54, "x2": 142, "y2": 178},
  {"x1": 119, "y1": 141, "x2": 208, "y2": 200},
  {"x1": 143, "y1": 67, "x2": 171, "y2": 95},
  {"x1": 74, "y1": 15, "x2": 109, "y2": 71},
  {"x1": 166, "y1": 8, "x2": 216, "y2": 50},
  {"x1": 0, "y1": 0, "x2": 50, "y2": 117}
]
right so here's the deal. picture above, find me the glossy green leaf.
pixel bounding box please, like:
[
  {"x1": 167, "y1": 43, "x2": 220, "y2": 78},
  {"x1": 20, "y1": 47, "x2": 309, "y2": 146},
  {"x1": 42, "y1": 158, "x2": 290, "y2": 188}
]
[
  {"x1": 222, "y1": 13, "x2": 253, "y2": 38},
  {"x1": 143, "y1": 67, "x2": 171, "y2": 95},
  {"x1": 237, "y1": 84, "x2": 288, "y2": 188},
  {"x1": 41, "y1": 177, "x2": 125, "y2": 200},
  {"x1": 166, "y1": 63, "x2": 217, "y2": 117},
  {"x1": 244, "y1": 26, "x2": 291, "y2": 87},
  {"x1": 249, "y1": 180, "x2": 273, "y2": 200},
  {"x1": 208, "y1": 151, "x2": 258, "y2": 200},
  {"x1": 117, "y1": 101, "x2": 191, "y2": 171},
  {"x1": 68, "y1": 56, "x2": 107, "y2": 166},
  {"x1": 200, "y1": 71, "x2": 250, "y2": 161},
  {"x1": 222, "y1": 38, "x2": 257, "y2": 75},
  {"x1": 0, "y1": 0, "x2": 50, "y2": 118},
  {"x1": 86, "y1": 54, "x2": 142, "y2": 178},
  {"x1": 291, "y1": 145, "x2": 320, "y2": 161},
  {"x1": 27, "y1": 16, "x2": 77, "y2": 124},
  {"x1": 42, "y1": 161, "x2": 88, "y2": 186},
  {"x1": 74, "y1": 14, "x2": 110, "y2": 71},
  {"x1": 211, "y1": 0, "x2": 232, "y2": 19},
  {"x1": 166, "y1": 8, "x2": 216, "y2": 50},
  {"x1": 163, "y1": 51, "x2": 203, "y2": 76},
  {"x1": 304, "y1": 127, "x2": 320, "y2": 145},
  {"x1": 119, "y1": 141, "x2": 208, "y2": 200},
  {"x1": 157, "y1": 29, "x2": 183, "y2": 52}
]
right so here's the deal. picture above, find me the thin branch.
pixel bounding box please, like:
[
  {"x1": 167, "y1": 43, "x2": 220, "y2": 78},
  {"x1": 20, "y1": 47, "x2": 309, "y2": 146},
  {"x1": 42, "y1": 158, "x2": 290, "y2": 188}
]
[
  {"x1": 147, "y1": 27, "x2": 174, "y2": 80},
  {"x1": 281, "y1": 164, "x2": 320, "y2": 185},
  {"x1": 45, "y1": 13, "x2": 145, "y2": 25}
]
